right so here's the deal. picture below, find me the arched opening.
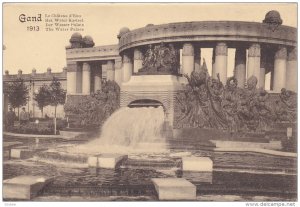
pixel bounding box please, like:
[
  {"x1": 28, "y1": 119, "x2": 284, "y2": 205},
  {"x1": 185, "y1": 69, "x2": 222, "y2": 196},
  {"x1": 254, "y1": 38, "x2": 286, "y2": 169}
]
[{"x1": 128, "y1": 99, "x2": 164, "y2": 109}]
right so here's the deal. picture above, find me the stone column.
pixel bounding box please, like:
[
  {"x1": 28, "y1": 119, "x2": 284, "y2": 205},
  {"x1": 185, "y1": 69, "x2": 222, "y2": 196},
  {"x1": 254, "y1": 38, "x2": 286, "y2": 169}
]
[
  {"x1": 106, "y1": 60, "x2": 115, "y2": 81},
  {"x1": 66, "y1": 62, "x2": 77, "y2": 94},
  {"x1": 259, "y1": 53, "x2": 267, "y2": 89},
  {"x1": 182, "y1": 43, "x2": 194, "y2": 76},
  {"x1": 76, "y1": 64, "x2": 82, "y2": 94},
  {"x1": 133, "y1": 48, "x2": 144, "y2": 73},
  {"x1": 82, "y1": 62, "x2": 91, "y2": 94},
  {"x1": 94, "y1": 64, "x2": 102, "y2": 92},
  {"x1": 273, "y1": 46, "x2": 287, "y2": 92},
  {"x1": 234, "y1": 47, "x2": 246, "y2": 88},
  {"x1": 194, "y1": 46, "x2": 201, "y2": 71},
  {"x1": 214, "y1": 42, "x2": 228, "y2": 84},
  {"x1": 122, "y1": 53, "x2": 133, "y2": 82},
  {"x1": 247, "y1": 43, "x2": 261, "y2": 82},
  {"x1": 114, "y1": 58, "x2": 123, "y2": 85},
  {"x1": 286, "y1": 47, "x2": 297, "y2": 92}
]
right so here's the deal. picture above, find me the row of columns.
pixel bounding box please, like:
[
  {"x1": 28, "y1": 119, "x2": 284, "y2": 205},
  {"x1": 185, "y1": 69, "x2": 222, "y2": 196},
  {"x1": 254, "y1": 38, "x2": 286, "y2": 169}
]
[
  {"x1": 67, "y1": 42, "x2": 297, "y2": 95},
  {"x1": 118, "y1": 42, "x2": 297, "y2": 92},
  {"x1": 67, "y1": 59, "x2": 122, "y2": 95}
]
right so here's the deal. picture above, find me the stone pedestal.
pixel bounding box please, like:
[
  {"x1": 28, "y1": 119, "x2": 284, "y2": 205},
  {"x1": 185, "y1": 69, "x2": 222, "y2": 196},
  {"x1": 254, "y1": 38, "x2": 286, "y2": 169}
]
[
  {"x1": 286, "y1": 47, "x2": 297, "y2": 92},
  {"x1": 3, "y1": 175, "x2": 54, "y2": 200},
  {"x1": 182, "y1": 43, "x2": 194, "y2": 76},
  {"x1": 247, "y1": 43, "x2": 261, "y2": 83},
  {"x1": 234, "y1": 47, "x2": 246, "y2": 88},
  {"x1": 122, "y1": 54, "x2": 133, "y2": 82},
  {"x1": 152, "y1": 178, "x2": 196, "y2": 200},
  {"x1": 66, "y1": 62, "x2": 77, "y2": 94},
  {"x1": 82, "y1": 62, "x2": 91, "y2": 94},
  {"x1": 214, "y1": 42, "x2": 227, "y2": 84},
  {"x1": 182, "y1": 157, "x2": 213, "y2": 172},
  {"x1": 106, "y1": 60, "x2": 115, "y2": 81},
  {"x1": 88, "y1": 154, "x2": 128, "y2": 169},
  {"x1": 273, "y1": 46, "x2": 287, "y2": 92},
  {"x1": 11, "y1": 148, "x2": 34, "y2": 159},
  {"x1": 182, "y1": 171, "x2": 213, "y2": 184},
  {"x1": 133, "y1": 48, "x2": 144, "y2": 73}
]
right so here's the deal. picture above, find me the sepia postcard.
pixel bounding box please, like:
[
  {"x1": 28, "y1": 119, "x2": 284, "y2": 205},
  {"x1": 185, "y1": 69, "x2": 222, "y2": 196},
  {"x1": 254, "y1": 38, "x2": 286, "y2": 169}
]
[{"x1": 2, "y1": 2, "x2": 298, "y2": 206}]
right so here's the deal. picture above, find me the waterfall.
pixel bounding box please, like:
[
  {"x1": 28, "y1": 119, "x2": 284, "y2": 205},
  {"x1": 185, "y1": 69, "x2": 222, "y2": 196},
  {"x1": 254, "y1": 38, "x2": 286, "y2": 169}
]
[{"x1": 68, "y1": 106, "x2": 168, "y2": 155}]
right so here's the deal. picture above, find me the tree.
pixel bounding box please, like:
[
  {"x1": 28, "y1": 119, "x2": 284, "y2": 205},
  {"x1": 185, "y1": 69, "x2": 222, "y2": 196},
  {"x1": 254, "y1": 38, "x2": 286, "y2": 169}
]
[
  {"x1": 33, "y1": 84, "x2": 51, "y2": 117},
  {"x1": 5, "y1": 78, "x2": 28, "y2": 118},
  {"x1": 48, "y1": 77, "x2": 66, "y2": 134}
]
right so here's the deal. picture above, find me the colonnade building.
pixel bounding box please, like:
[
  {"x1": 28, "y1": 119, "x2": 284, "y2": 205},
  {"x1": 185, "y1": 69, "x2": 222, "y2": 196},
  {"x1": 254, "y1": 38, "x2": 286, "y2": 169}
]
[{"x1": 65, "y1": 11, "x2": 296, "y2": 125}]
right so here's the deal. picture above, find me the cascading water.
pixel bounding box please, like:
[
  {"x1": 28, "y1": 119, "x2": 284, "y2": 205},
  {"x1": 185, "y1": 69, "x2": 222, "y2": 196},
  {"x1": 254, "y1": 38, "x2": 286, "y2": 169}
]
[{"x1": 67, "y1": 106, "x2": 169, "y2": 155}]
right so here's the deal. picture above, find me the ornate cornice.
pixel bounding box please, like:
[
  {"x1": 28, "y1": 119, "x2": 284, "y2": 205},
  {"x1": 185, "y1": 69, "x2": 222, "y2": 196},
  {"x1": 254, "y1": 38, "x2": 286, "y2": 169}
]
[{"x1": 119, "y1": 21, "x2": 296, "y2": 53}]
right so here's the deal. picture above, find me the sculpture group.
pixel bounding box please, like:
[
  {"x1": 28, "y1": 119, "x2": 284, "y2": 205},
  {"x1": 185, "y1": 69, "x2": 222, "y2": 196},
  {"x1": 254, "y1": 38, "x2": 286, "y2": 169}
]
[
  {"x1": 139, "y1": 42, "x2": 180, "y2": 74},
  {"x1": 175, "y1": 66, "x2": 296, "y2": 132}
]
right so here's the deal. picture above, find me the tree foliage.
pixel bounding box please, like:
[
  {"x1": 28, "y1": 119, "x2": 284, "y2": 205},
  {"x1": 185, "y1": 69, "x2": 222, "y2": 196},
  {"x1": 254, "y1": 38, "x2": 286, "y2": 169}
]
[
  {"x1": 33, "y1": 84, "x2": 51, "y2": 116},
  {"x1": 48, "y1": 77, "x2": 66, "y2": 109},
  {"x1": 64, "y1": 80, "x2": 120, "y2": 127},
  {"x1": 5, "y1": 78, "x2": 28, "y2": 110}
]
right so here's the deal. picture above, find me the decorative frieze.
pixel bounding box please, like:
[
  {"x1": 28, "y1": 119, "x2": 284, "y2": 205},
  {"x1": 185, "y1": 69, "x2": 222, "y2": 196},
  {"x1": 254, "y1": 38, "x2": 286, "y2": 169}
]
[
  {"x1": 288, "y1": 47, "x2": 297, "y2": 61},
  {"x1": 82, "y1": 62, "x2": 91, "y2": 71},
  {"x1": 134, "y1": 48, "x2": 144, "y2": 60},
  {"x1": 248, "y1": 44, "x2": 261, "y2": 57},
  {"x1": 182, "y1": 43, "x2": 194, "y2": 56},
  {"x1": 215, "y1": 42, "x2": 227, "y2": 56},
  {"x1": 275, "y1": 46, "x2": 287, "y2": 60},
  {"x1": 67, "y1": 62, "x2": 78, "y2": 72},
  {"x1": 107, "y1": 60, "x2": 115, "y2": 70},
  {"x1": 123, "y1": 54, "x2": 132, "y2": 63}
]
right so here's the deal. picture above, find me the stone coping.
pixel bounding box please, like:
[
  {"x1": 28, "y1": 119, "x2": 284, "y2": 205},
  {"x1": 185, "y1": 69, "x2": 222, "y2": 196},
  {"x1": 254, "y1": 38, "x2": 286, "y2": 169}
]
[
  {"x1": 119, "y1": 21, "x2": 296, "y2": 52},
  {"x1": 214, "y1": 147, "x2": 297, "y2": 158},
  {"x1": 3, "y1": 132, "x2": 65, "y2": 139}
]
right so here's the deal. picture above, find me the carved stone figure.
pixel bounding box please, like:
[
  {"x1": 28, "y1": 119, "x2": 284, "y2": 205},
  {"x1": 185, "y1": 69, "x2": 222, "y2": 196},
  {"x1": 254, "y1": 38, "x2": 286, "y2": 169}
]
[
  {"x1": 175, "y1": 67, "x2": 296, "y2": 133},
  {"x1": 139, "y1": 42, "x2": 179, "y2": 74}
]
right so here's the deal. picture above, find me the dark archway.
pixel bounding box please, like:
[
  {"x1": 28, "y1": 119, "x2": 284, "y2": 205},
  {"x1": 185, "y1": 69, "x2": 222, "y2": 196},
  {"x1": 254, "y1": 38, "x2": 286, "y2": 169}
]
[{"x1": 128, "y1": 99, "x2": 164, "y2": 109}]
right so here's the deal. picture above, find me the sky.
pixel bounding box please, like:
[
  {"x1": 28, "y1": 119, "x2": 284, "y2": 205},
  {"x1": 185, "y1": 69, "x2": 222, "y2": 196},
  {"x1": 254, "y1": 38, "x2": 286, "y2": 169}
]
[{"x1": 3, "y1": 3, "x2": 297, "y2": 77}]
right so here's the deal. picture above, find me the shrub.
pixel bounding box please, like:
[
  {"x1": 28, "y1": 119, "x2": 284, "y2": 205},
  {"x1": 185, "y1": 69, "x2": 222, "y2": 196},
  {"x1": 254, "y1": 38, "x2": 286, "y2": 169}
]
[
  {"x1": 9, "y1": 122, "x2": 53, "y2": 135},
  {"x1": 47, "y1": 119, "x2": 68, "y2": 130},
  {"x1": 64, "y1": 80, "x2": 120, "y2": 128}
]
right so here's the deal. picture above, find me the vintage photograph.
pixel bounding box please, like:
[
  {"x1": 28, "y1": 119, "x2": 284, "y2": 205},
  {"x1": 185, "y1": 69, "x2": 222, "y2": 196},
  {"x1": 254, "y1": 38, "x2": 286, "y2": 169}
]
[{"x1": 2, "y1": 3, "x2": 297, "y2": 203}]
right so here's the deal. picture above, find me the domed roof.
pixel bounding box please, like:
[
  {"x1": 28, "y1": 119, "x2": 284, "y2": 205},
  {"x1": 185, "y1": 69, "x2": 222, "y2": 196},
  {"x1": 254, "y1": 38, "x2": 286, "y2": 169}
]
[
  {"x1": 82, "y1": 35, "x2": 95, "y2": 47},
  {"x1": 119, "y1": 27, "x2": 130, "y2": 36},
  {"x1": 146, "y1": 24, "x2": 154, "y2": 27},
  {"x1": 70, "y1": 32, "x2": 82, "y2": 43},
  {"x1": 263, "y1": 10, "x2": 283, "y2": 25}
]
